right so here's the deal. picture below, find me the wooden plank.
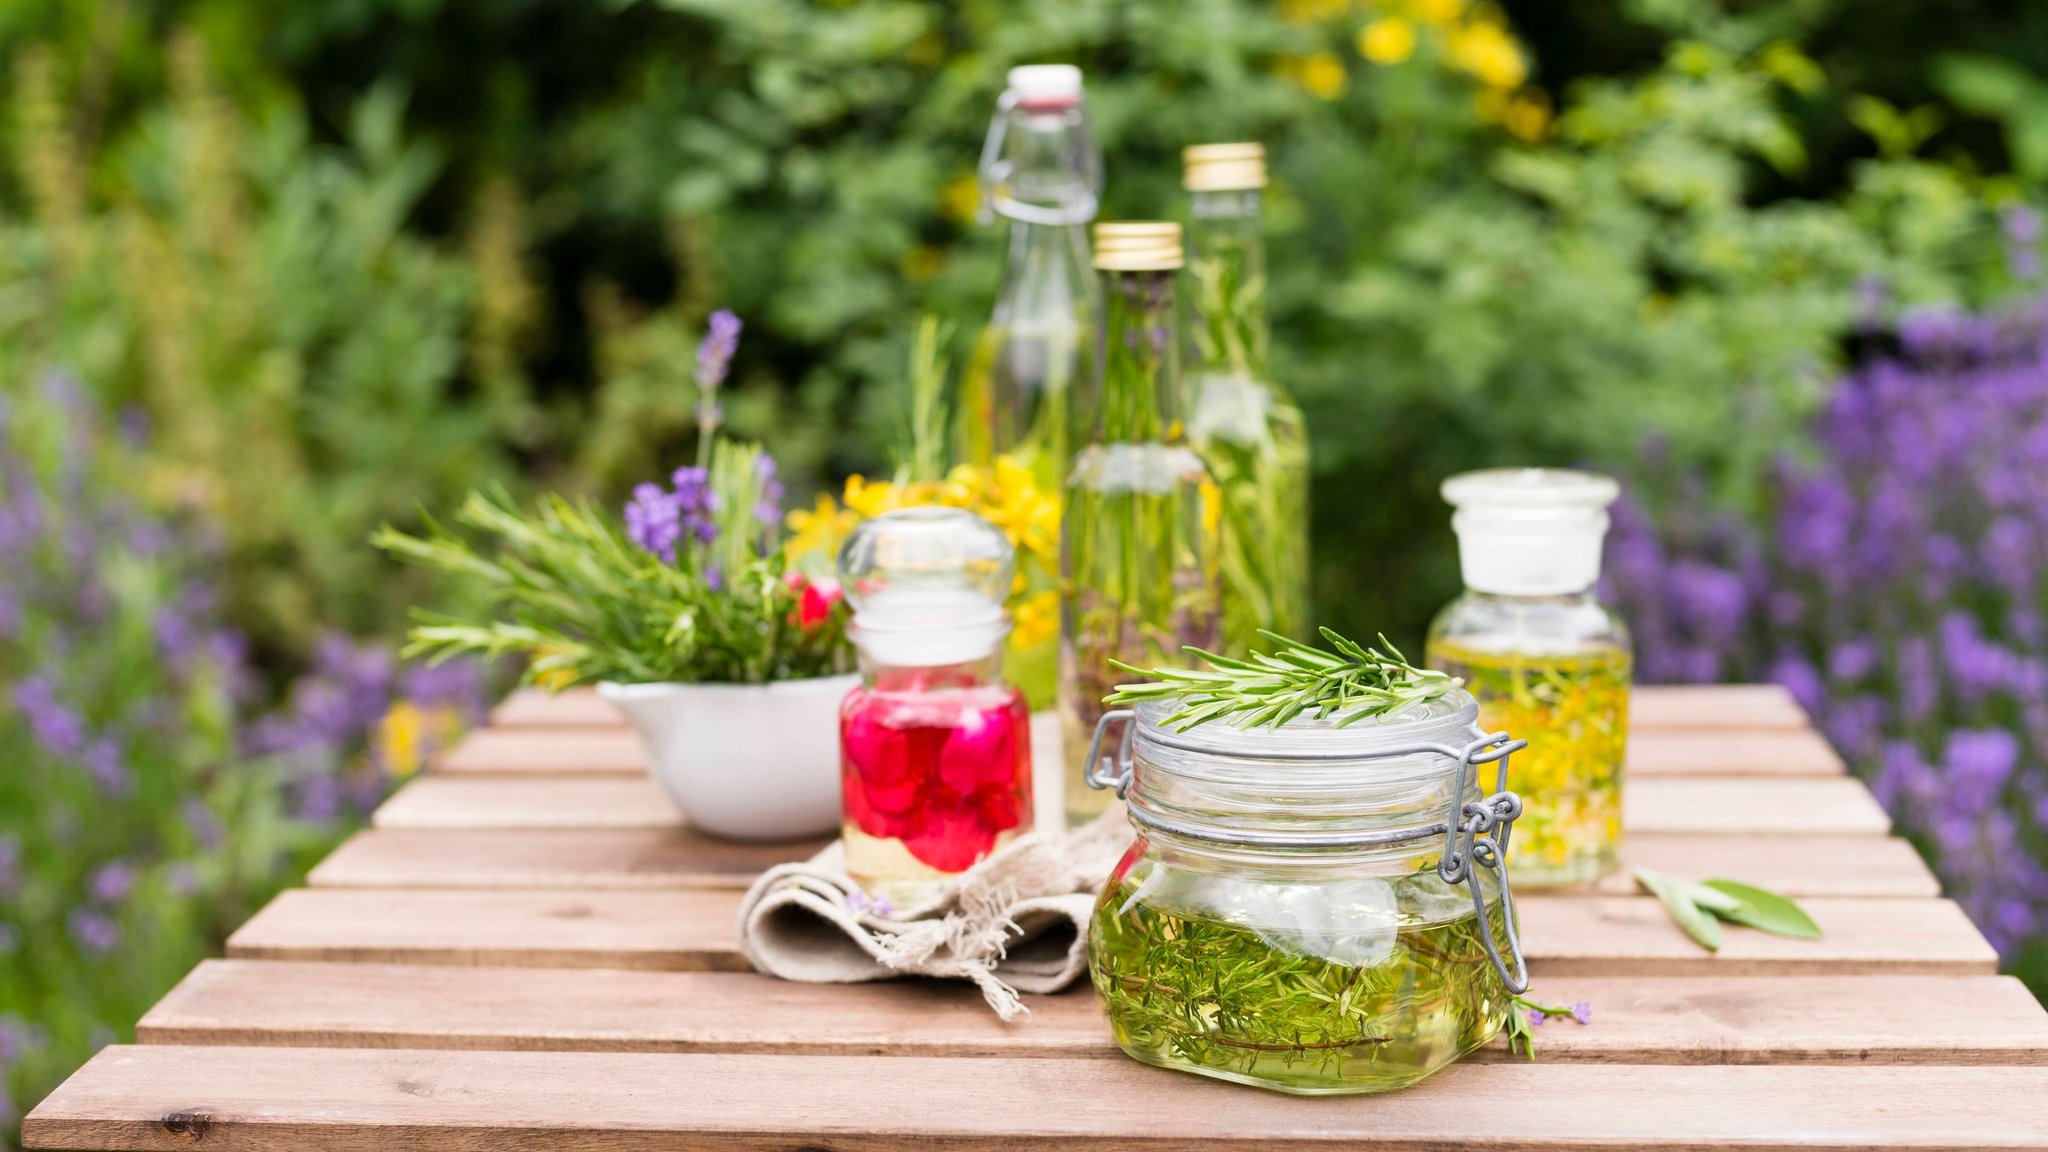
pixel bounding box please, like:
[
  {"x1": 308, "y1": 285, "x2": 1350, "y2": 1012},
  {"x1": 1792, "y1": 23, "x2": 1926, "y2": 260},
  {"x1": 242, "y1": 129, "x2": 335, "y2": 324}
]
[
  {"x1": 373, "y1": 776, "x2": 684, "y2": 829},
  {"x1": 139, "y1": 961, "x2": 1105, "y2": 1057},
  {"x1": 1629, "y1": 683, "x2": 1809, "y2": 731},
  {"x1": 491, "y1": 686, "x2": 615, "y2": 727},
  {"x1": 435, "y1": 728, "x2": 643, "y2": 775},
  {"x1": 140, "y1": 961, "x2": 2048, "y2": 1067},
  {"x1": 375, "y1": 773, "x2": 1893, "y2": 836},
  {"x1": 224, "y1": 888, "x2": 1995, "y2": 976},
  {"x1": 435, "y1": 726, "x2": 1844, "y2": 778},
  {"x1": 1598, "y1": 834, "x2": 1937, "y2": 898},
  {"x1": 1622, "y1": 776, "x2": 1888, "y2": 835},
  {"x1": 29, "y1": 1046, "x2": 2048, "y2": 1150},
  {"x1": 1623, "y1": 730, "x2": 1844, "y2": 777},
  {"x1": 224, "y1": 889, "x2": 747, "y2": 972},
  {"x1": 494, "y1": 683, "x2": 1816, "y2": 735},
  {"x1": 310, "y1": 827, "x2": 1937, "y2": 899},
  {"x1": 1520, "y1": 895, "x2": 1996, "y2": 976},
  {"x1": 310, "y1": 828, "x2": 829, "y2": 891}
]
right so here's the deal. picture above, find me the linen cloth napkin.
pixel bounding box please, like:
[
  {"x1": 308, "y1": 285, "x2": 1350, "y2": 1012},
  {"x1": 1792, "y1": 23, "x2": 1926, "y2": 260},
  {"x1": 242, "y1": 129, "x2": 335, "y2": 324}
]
[{"x1": 736, "y1": 810, "x2": 1132, "y2": 1019}]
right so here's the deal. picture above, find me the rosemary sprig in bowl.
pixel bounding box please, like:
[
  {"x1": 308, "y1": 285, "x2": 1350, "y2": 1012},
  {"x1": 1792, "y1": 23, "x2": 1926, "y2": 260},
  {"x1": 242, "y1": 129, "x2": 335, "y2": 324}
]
[{"x1": 1105, "y1": 627, "x2": 1461, "y2": 732}]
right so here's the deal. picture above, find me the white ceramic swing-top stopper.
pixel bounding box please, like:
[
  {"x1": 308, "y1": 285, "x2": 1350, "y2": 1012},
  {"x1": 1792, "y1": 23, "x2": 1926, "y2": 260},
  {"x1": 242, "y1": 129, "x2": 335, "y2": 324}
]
[{"x1": 1442, "y1": 468, "x2": 1620, "y2": 597}]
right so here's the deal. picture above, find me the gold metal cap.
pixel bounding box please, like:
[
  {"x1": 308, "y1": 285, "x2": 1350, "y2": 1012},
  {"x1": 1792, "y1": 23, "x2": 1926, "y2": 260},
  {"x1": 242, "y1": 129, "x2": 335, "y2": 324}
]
[
  {"x1": 1092, "y1": 221, "x2": 1183, "y2": 271},
  {"x1": 1183, "y1": 142, "x2": 1267, "y2": 191}
]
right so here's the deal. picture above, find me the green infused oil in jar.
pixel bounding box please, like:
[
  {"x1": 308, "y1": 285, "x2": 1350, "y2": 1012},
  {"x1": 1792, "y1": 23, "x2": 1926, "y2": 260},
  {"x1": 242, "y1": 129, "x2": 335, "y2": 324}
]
[
  {"x1": 1080, "y1": 683, "x2": 1528, "y2": 1095},
  {"x1": 1426, "y1": 469, "x2": 1631, "y2": 888}
]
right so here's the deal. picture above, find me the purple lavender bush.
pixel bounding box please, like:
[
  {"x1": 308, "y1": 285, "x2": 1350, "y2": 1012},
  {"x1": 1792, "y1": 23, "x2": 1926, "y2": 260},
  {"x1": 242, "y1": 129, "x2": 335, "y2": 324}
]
[
  {"x1": 0, "y1": 376, "x2": 483, "y2": 1145},
  {"x1": 1605, "y1": 294, "x2": 2048, "y2": 996}
]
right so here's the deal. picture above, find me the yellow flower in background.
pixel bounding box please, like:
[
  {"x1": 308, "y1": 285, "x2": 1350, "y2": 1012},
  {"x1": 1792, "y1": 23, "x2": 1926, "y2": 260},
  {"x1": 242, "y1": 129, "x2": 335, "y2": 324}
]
[
  {"x1": 378, "y1": 700, "x2": 426, "y2": 778},
  {"x1": 1448, "y1": 19, "x2": 1526, "y2": 89},
  {"x1": 1409, "y1": 0, "x2": 1464, "y2": 27},
  {"x1": 1359, "y1": 18, "x2": 1417, "y2": 65},
  {"x1": 1280, "y1": 0, "x2": 1349, "y2": 24},
  {"x1": 377, "y1": 701, "x2": 462, "y2": 780},
  {"x1": 1297, "y1": 52, "x2": 1349, "y2": 100},
  {"x1": 1010, "y1": 590, "x2": 1059, "y2": 652},
  {"x1": 939, "y1": 173, "x2": 981, "y2": 224},
  {"x1": 843, "y1": 474, "x2": 903, "y2": 519},
  {"x1": 978, "y1": 456, "x2": 1059, "y2": 563},
  {"x1": 1502, "y1": 90, "x2": 1552, "y2": 141},
  {"x1": 785, "y1": 493, "x2": 859, "y2": 570}
]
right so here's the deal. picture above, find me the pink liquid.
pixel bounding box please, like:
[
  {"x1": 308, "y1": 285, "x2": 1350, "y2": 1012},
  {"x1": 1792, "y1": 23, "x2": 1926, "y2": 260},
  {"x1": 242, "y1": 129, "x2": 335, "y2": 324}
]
[{"x1": 840, "y1": 681, "x2": 1033, "y2": 879}]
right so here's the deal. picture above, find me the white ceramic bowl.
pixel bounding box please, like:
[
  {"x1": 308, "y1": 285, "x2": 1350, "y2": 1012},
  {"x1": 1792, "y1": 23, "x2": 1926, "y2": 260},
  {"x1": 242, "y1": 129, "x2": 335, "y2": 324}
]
[{"x1": 597, "y1": 674, "x2": 857, "y2": 842}]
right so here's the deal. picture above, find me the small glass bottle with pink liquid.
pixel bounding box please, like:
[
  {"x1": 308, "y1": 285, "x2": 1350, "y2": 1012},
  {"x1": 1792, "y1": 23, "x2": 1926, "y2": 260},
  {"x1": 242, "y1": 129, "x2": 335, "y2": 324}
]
[{"x1": 837, "y1": 507, "x2": 1034, "y2": 901}]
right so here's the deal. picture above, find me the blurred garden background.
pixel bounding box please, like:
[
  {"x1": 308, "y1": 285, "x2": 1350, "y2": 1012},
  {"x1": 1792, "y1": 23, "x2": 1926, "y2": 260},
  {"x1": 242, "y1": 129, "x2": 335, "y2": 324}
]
[{"x1": 7, "y1": 0, "x2": 2048, "y2": 1138}]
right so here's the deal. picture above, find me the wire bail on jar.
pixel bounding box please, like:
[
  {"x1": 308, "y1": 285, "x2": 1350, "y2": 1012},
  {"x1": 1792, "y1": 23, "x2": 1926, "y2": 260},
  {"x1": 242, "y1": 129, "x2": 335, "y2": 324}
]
[{"x1": 1084, "y1": 708, "x2": 1531, "y2": 994}]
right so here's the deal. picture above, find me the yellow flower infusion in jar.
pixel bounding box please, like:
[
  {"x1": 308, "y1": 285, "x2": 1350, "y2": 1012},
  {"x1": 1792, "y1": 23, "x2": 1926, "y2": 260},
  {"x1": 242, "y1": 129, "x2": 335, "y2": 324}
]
[
  {"x1": 1426, "y1": 468, "x2": 1631, "y2": 888},
  {"x1": 1426, "y1": 640, "x2": 1629, "y2": 885}
]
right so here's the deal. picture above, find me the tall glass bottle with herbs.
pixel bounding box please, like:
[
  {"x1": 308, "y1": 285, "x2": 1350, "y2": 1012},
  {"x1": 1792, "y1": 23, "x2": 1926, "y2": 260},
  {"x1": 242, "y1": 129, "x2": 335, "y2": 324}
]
[
  {"x1": 959, "y1": 65, "x2": 1102, "y2": 709},
  {"x1": 1183, "y1": 143, "x2": 1310, "y2": 656},
  {"x1": 1060, "y1": 222, "x2": 1223, "y2": 825},
  {"x1": 1425, "y1": 469, "x2": 1631, "y2": 888}
]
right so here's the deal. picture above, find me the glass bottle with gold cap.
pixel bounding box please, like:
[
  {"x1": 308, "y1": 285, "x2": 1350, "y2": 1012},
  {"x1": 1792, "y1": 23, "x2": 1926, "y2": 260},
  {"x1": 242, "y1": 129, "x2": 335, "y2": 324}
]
[
  {"x1": 1059, "y1": 221, "x2": 1223, "y2": 825},
  {"x1": 959, "y1": 63, "x2": 1102, "y2": 710},
  {"x1": 1183, "y1": 143, "x2": 1311, "y2": 657}
]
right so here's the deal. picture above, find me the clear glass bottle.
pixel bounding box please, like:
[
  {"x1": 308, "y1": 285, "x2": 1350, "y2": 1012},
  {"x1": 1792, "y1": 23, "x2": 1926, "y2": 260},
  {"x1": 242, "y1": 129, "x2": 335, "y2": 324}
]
[
  {"x1": 1182, "y1": 143, "x2": 1311, "y2": 656},
  {"x1": 1425, "y1": 468, "x2": 1631, "y2": 889},
  {"x1": 959, "y1": 65, "x2": 1102, "y2": 711},
  {"x1": 1081, "y1": 693, "x2": 1528, "y2": 1095},
  {"x1": 837, "y1": 507, "x2": 1034, "y2": 902},
  {"x1": 1059, "y1": 222, "x2": 1223, "y2": 826}
]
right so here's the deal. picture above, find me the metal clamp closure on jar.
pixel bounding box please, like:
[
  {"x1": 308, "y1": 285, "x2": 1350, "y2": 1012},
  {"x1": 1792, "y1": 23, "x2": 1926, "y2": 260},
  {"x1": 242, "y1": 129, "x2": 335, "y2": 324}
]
[{"x1": 1085, "y1": 708, "x2": 1531, "y2": 994}]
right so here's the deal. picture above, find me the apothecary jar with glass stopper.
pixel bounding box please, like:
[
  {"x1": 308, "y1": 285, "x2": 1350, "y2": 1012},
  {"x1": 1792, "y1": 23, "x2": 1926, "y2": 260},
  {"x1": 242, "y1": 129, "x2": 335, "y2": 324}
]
[
  {"x1": 1079, "y1": 692, "x2": 1530, "y2": 1095},
  {"x1": 836, "y1": 507, "x2": 1034, "y2": 903},
  {"x1": 1425, "y1": 468, "x2": 1631, "y2": 889}
]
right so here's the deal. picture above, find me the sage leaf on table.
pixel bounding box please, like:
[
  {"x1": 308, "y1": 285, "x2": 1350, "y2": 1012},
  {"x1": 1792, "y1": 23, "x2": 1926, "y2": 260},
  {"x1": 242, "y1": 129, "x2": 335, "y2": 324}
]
[
  {"x1": 1633, "y1": 867, "x2": 1823, "y2": 952},
  {"x1": 1699, "y1": 879, "x2": 1823, "y2": 940},
  {"x1": 1633, "y1": 867, "x2": 1723, "y2": 951}
]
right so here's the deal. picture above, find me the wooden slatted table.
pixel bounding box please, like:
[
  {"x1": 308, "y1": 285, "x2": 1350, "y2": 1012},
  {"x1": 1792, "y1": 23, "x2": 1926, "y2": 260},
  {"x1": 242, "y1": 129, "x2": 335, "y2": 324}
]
[{"x1": 26, "y1": 684, "x2": 2048, "y2": 1150}]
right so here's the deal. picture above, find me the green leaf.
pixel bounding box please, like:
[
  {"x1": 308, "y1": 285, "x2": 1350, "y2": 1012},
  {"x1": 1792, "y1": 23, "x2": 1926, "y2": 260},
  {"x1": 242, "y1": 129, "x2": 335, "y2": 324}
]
[
  {"x1": 1700, "y1": 879, "x2": 1823, "y2": 940},
  {"x1": 1683, "y1": 881, "x2": 1744, "y2": 916},
  {"x1": 1633, "y1": 867, "x2": 1722, "y2": 952}
]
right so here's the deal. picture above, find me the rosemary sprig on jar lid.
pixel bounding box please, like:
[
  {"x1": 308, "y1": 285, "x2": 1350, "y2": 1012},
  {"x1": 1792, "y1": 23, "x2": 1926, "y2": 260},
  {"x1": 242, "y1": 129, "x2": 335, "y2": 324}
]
[{"x1": 1105, "y1": 627, "x2": 1461, "y2": 731}]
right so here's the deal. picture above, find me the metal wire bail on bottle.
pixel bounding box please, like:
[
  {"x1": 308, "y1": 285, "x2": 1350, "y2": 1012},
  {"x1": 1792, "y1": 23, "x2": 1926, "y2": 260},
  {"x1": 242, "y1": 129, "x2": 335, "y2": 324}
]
[
  {"x1": 1083, "y1": 709, "x2": 1531, "y2": 994},
  {"x1": 976, "y1": 88, "x2": 1102, "y2": 227}
]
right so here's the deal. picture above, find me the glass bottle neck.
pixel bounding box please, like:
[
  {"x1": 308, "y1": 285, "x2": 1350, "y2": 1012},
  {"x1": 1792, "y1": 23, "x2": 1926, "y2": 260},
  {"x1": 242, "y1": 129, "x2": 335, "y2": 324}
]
[
  {"x1": 995, "y1": 220, "x2": 1092, "y2": 313},
  {"x1": 857, "y1": 648, "x2": 1005, "y2": 690},
  {"x1": 1095, "y1": 267, "x2": 1184, "y2": 442},
  {"x1": 1458, "y1": 587, "x2": 1600, "y2": 607},
  {"x1": 1187, "y1": 189, "x2": 1268, "y2": 381}
]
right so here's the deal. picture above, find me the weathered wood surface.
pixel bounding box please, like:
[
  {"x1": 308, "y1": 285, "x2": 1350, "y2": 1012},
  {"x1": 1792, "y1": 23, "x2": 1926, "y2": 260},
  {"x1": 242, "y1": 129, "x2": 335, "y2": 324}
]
[
  {"x1": 225, "y1": 887, "x2": 1996, "y2": 976},
  {"x1": 28, "y1": 683, "x2": 2048, "y2": 1152},
  {"x1": 29, "y1": 1047, "x2": 2048, "y2": 1151},
  {"x1": 310, "y1": 826, "x2": 1938, "y2": 897},
  {"x1": 488, "y1": 681, "x2": 1816, "y2": 734},
  {"x1": 439, "y1": 715, "x2": 1843, "y2": 778},
  {"x1": 142, "y1": 962, "x2": 2048, "y2": 1067},
  {"x1": 373, "y1": 772, "x2": 1892, "y2": 835}
]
